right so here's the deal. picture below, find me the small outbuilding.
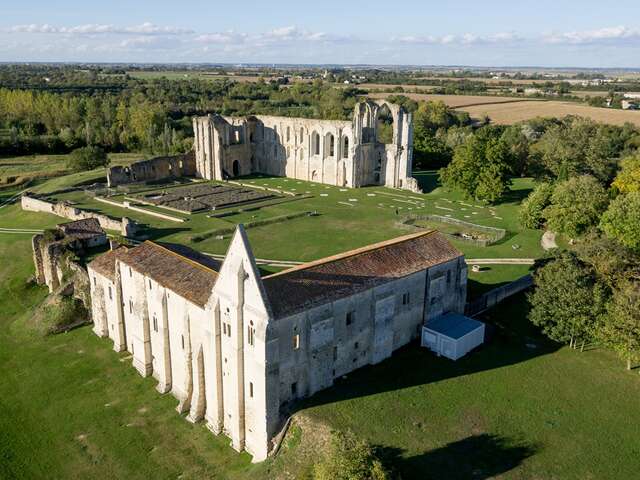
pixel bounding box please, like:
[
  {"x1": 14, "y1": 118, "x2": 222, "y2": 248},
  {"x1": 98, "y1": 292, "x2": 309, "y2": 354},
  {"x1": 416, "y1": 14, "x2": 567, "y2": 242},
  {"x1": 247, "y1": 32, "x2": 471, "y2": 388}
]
[{"x1": 421, "y1": 313, "x2": 485, "y2": 361}]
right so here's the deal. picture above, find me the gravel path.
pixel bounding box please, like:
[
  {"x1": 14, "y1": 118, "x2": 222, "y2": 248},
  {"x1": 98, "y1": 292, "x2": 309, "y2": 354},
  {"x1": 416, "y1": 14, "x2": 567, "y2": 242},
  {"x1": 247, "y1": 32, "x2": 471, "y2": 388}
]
[{"x1": 541, "y1": 231, "x2": 558, "y2": 251}]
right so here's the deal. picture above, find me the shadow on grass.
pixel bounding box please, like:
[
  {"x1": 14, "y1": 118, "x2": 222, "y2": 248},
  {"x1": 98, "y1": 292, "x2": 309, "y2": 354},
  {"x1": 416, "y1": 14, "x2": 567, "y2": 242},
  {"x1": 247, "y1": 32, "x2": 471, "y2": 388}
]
[
  {"x1": 294, "y1": 294, "x2": 557, "y2": 431},
  {"x1": 502, "y1": 184, "x2": 533, "y2": 204},
  {"x1": 413, "y1": 171, "x2": 441, "y2": 194},
  {"x1": 137, "y1": 226, "x2": 191, "y2": 241},
  {"x1": 376, "y1": 433, "x2": 538, "y2": 480}
]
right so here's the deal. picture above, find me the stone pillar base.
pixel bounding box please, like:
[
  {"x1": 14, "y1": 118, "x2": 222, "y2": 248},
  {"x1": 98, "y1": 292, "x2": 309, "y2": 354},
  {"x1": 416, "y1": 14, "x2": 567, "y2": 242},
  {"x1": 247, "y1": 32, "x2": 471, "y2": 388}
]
[
  {"x1": 132, "y1": 358, "x2": 152, "y2": 378},
  {"x1": 156, "y1": 382, "x2": 171, "y2": 394},
  {"x1": 92, "y1": 326, "x2": 108, "y2": 338},
  {"x1": 187, "y1": 411, "x2": 204, "y2": 424},
  {"x1": 113, "y1": 342, "x2": 126, "y2": 353},
  {"x1": 176, "y1": 399, "x2": 189, "y2": 414},
  {"x1": 205, "y1": 419, "x2": 222, "y2": 435}
]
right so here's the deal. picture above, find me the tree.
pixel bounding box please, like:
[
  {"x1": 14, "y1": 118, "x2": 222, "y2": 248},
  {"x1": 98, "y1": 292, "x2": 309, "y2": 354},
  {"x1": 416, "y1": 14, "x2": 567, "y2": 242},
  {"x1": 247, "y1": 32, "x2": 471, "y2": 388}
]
[
  {"x1": 600, "y1": 192, "x2": 640, "y2": 251},
  {"x1": 314, "y1": 431, "x2": 390, "y2": 480},
  {"x1": 66, "y1": 146, "x2": 109, "y2": 172},
  {"x1": 573, "y1": 232, "x2": 640, "y2": 287},
  {"x1": 439, "y1": 128, "x2": 512, "y2": 203},
  {"x1": 528, "y1": 253, "x2": 606, "y2": 349},
  {"x1": 543, "y1": 175, "x2": 609, "y2": 239},
  {"x1": 519, "y1": 182, "x2": 554, "y2": 229},
  {"x1": 601, "y1": 281, "x2": 640, "y2": 371},
  {"x1": 611, "y1": 154, "x2": 640, "y2": 194}
]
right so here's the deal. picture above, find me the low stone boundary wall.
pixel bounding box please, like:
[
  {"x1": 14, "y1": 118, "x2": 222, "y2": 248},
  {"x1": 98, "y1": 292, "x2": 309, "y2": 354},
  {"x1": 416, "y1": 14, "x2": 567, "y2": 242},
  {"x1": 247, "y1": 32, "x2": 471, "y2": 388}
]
[
  {"x1": 191, "y1": 211, "x2": 317, "y2": 242},
  {"x1": 402, "y1": 214, "x2": 506, "y2": 247},
  {"x1": 228, "y1": 180, "x2": 297, "y2": 197},
  {"x1": 465, "y1": 274, "x2": 533, "y2": 317},
  {"x1": 21, "y1": 194, "x2": 138, "y2": 236},
  {"x1": 95, "y1": 197, "x2": 185, "y2": 223}
]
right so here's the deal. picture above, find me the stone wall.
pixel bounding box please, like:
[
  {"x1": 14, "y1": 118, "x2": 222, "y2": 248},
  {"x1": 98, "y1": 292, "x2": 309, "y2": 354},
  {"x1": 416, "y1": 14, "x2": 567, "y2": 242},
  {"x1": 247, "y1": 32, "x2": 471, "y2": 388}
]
[
  {"x1": 107, "y1": 152, "x2": 196, "y2": 187},
  {"x1": 21, "y1": 194, "x2": 138, "y2": 237},
  {"x1": 193, "y1": 100, "x2": 421, "y2": 192}
]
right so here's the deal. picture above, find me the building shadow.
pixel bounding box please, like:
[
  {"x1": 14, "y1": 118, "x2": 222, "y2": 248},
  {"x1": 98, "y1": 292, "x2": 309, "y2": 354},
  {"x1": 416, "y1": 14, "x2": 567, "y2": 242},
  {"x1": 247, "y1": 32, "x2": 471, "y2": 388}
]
[
  {"x1": 375, "y1": 433, "x2": 538, "y2": 479},
  {"x1": 294, "y1": 294, "x2": 558, "y2": 417}
]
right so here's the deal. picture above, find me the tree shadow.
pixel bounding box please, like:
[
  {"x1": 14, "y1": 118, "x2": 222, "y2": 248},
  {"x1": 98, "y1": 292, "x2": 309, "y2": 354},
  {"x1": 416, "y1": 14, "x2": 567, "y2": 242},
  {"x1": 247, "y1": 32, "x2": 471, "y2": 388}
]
[
  {"x1": 413, "y1": 170, "x2": 441, "y2": 194},
  {"x1": 136, "y1": 226, "x2": 191, "y2": 242},
  {"x1": 501, "y1": 185, "x2": 533, "y2": 204},
  {"x1": 375, "y1": 434, "x2": 538, "y2": 479}
]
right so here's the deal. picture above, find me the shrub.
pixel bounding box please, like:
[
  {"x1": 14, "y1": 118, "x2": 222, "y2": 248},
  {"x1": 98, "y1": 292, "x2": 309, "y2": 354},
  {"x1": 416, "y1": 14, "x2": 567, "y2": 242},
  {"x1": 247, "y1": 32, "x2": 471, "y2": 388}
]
[
  {"x1": 519, "y1": 182, "x2": 554, "y2": 229},
  {"x1": 66, "y1": 146, "x2": 109, "y2": 172}
]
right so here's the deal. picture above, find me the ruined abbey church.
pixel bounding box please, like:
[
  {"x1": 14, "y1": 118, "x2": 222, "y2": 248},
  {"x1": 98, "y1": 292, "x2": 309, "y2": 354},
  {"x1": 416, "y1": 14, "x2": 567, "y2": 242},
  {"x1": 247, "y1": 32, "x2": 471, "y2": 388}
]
[
  {"x1": 88, "y1": 227, "x2": 467, "y2": 461},
  {"x1": 192, "y1": 100, "x2": 420, "y2": 192}
]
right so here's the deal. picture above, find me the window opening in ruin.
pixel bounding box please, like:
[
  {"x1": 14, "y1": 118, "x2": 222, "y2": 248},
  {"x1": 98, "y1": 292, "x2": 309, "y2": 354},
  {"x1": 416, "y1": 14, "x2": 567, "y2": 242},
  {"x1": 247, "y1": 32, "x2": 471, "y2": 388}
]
[
  {"x1": 249, "y1": 382, "x2": 254, "y2": 398},
  {"x1": 129, "y1": 299, "x2": 133, "y2": 314},
  {"x1": 329, "y1": 134, "x2": 335, "y2": 157},
  {"x1": 402, "y1": 292, "x2": 410, "y2": 305},
  {"x1": 148, "y1": 279, "x2": 152, "y2": 290},
  {"x1": 291, "y1": 382, "x2": 298, "y2": 397},
  {"x1": 129, "y1": 267, "x2": 132, "y2": 277},
  {"x1": 153, "y1": 315, "x2": 158, "y2": 332},
  {"x1": 354, "y1": 341, "x2": 359, "y2": 349},
  {"x1": 293, "y1": 334, "x2": 300, "y2": 350},
  {"x1": 346, "y1": 311, "x2": 355, "y2": 326},
  {"x1": 343, "y1": 136, "x2": 349, "y2": 158},
  {"x1": 232, "y1": 160, "x2": 240, "y2": 177},
  {"x1": 376, "y1": 104, "x2": 394, "y2": 144},
  {"x1": 286, "y1": 126, "x2": 290, "y2": 142},
  {"x1": 93, "y1": 276, "x2": 96, "y2": 286},
  {"x1": 447, "y1": 270, "x2": 452, "y2": 284},
  {"x1": 333, "y1": 346, "x2": 338, "y2": 361},
  {"x1": 248, "y1": 321, "x2": 255, "y2": 346},
  {"x1": 181, "y1": 335, "x2": 185, "y2": 350},
  {"x1": 313, "y1": 132, "x2": 320, "y2": 155},
  {"x1": 108, "y1": 286, "x2": 112, "y2": 300}
]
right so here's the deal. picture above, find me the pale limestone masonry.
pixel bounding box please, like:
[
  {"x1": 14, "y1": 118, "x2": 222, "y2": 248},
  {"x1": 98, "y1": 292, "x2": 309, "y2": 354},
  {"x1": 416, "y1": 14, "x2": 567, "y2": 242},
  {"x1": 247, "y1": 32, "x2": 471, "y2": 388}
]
[
  {"x1": 21, "y1": 194, "x2": 138, "y2": 237},
  {"x1": 87, "y1": 226, "x2": 466, "y2": 461},
  {"x1": 193, "y1": 100, "x2": 421, "y2": 192}
]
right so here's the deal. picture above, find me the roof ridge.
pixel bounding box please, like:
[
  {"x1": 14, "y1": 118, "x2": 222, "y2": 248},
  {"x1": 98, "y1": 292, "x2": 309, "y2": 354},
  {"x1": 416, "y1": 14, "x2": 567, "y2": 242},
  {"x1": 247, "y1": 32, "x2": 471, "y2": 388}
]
[
  {"x1": 263, "y1": 230, "x2": 436, "y2": 279},
  {"x1": 143, "y1": 240, "x2": 219, "y2": 276}
]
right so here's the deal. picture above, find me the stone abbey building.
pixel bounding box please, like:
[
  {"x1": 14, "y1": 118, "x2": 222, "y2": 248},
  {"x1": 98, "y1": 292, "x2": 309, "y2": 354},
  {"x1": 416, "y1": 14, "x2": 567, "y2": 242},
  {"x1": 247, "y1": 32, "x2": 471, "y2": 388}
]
[
  {"x1": 88, "y1": 226, "x2": 467, "y2": 461},
  {"x1": 192, "y1": 100, "x2": 421, "y2": 192}
]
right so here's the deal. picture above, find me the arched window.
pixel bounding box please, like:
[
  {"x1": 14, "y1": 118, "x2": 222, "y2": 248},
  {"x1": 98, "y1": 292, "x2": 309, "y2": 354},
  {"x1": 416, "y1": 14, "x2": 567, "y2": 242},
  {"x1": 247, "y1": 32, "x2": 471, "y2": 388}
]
[
  {"x1": 299, "y1": 127, "x2": 304, "y2": 143},
  {"x1": 329, "y1": 135, "x2": 335, "y2": 157},
  {"x1": 286, "y1": 126, "x2": 291, "y2": 142},
  {"x1": 312, "y1": 132, "x2": 320, "y2": 156},
  {"x1": 287, "y1": 146, "x2": 291, "y2": 158},
  {"x1": 375, "y1": 104, "x2": 394, "y2": 144}
]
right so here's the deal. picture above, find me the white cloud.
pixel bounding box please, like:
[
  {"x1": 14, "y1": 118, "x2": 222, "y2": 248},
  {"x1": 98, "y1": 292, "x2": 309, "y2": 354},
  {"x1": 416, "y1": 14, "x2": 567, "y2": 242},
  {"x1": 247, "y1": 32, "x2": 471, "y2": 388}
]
[
  {"x1": 544, "y1": 26, "x2": 640, "y2": 45},
  {"x1": 7, "y1": 22, "x2": 193, "y2": 35},
  {"x1": 392, "y1": 31, "x2": 522, "y2": 45}
]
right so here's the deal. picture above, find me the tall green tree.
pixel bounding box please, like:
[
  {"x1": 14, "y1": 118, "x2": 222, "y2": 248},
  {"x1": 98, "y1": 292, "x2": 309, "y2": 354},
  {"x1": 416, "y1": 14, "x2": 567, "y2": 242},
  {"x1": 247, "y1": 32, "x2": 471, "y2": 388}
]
[
  {"x1": 601, "y1": 281, "x2": 640, "y2": 371},
  {"x1": 519, "y1": 182, "x2": 554, "y2": 229},
  {"x1": 544, "y1": 175, "x2": 609, "y2": 239},
  {"x1": 528, "y1": 253, "x2": 607, "y2": 349},
  {"x1": 600, "y1": 192, "x2": 640, "y2": 251}
]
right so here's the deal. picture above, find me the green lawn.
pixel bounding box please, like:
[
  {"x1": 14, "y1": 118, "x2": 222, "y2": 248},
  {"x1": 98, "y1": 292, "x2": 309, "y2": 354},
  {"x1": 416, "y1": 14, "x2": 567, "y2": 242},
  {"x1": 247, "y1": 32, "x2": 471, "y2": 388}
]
[{"x1": 1, "y1": 233, "x2": 639, "y2": 479}]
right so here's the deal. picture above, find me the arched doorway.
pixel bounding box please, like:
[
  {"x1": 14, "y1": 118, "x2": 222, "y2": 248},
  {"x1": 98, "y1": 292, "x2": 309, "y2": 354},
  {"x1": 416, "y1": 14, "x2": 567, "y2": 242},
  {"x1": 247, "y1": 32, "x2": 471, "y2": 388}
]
[
  {"x1": 375, "y1": 104, "x2": 394, "y2": 144},
  {"x1": 232, "y1": 160, "x2": 240, "y2": 177}
]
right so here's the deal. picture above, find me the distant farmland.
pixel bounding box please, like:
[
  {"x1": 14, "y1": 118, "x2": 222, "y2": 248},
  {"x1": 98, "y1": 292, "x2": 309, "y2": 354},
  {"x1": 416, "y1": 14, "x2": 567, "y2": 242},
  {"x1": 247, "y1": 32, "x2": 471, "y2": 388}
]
[{"x1": 368, "y1": 92, "x2": 640, "y2": 127}]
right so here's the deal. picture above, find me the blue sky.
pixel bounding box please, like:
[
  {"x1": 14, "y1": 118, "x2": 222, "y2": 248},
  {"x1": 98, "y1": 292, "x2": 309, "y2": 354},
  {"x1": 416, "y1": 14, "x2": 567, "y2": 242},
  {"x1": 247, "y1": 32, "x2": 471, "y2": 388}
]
[{"x1": 2, "y1": 0, "x2": 640, "y2": 67}]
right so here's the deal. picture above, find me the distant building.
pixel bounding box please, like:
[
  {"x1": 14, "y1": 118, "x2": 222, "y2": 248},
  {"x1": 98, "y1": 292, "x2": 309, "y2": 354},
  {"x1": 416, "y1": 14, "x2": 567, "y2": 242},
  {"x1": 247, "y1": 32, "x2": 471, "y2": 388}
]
[{"x1": 622, "y1": 100, "x2": 639, "y2": 110}]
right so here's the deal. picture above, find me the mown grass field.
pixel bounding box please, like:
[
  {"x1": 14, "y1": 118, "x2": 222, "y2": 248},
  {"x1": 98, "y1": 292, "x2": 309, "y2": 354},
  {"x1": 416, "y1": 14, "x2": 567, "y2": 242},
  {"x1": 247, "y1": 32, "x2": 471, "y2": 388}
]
[
  {"x1": 11, "y1": 166, "x2": 542, "y2": 295},
  {"x1": 1, "y1": 229, "x2": 639, "y2": 479}
]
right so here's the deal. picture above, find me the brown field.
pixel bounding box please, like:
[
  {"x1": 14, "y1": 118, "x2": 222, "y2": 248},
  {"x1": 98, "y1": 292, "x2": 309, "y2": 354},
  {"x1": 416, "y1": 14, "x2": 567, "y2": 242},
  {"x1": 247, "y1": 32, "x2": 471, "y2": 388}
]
[
  {"x1": 367, "y1": 92, "x2": 530, "y2": 108},
  {"x1": 460, "y1": 100, "x2": 640, "y2": 127}
]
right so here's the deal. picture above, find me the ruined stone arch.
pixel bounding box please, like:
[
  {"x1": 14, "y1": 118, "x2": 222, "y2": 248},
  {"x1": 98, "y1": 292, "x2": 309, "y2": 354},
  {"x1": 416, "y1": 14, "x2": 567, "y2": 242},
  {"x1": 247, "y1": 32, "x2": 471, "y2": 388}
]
[
  {"x1": 342, "y1": 136, "x2": 349, "y2": 159},
  {"x1": 312, "y1": 131, "x2": 320, "y2": 156},
  {"x1": 375, "y1": 103, "x2": 394, "y2": 144},
  {"x1": 324, "y1": 132, "x2": 335, "y2": 158}
]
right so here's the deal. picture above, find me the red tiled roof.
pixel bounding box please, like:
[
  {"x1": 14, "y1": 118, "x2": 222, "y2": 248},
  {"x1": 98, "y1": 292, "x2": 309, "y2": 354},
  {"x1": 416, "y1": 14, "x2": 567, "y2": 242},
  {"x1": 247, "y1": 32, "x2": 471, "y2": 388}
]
[
  {"x1": 262, "y1": 231, "x2": 463, "y2": 319},
  {"x1": 88, "y1": 247, "x2": 127, "y2": 281},
  {"x1": 117, "y1": 241, "x2": 219, "y2": 307}
]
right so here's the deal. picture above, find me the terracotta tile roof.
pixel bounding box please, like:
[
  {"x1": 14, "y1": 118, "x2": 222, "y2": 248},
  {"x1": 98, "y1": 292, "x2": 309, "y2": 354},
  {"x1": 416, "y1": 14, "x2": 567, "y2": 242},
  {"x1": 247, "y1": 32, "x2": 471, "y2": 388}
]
[
  {"x1": 262, "y1": 231, "x2": 463, "y2": 319},
  {"x1": 88, "y1": 246, "x2": 128, "y2": 281},
  {"x1": 117, "y1": 241, "x2": 220, "y2": 307},
  {"x1": 58, "y1": 218, "x2": 105, "y2": 240}
]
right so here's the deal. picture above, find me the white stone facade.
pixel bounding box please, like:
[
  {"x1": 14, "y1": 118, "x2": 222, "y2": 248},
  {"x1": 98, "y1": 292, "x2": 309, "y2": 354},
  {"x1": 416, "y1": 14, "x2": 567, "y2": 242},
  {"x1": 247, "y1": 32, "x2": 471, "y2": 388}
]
[
  {"x1": 192, "y1": 100, "x2": 421, "y2": 192},
  {"x1": 88, "y1": 227, "x2": 466, "y2": 461}
]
